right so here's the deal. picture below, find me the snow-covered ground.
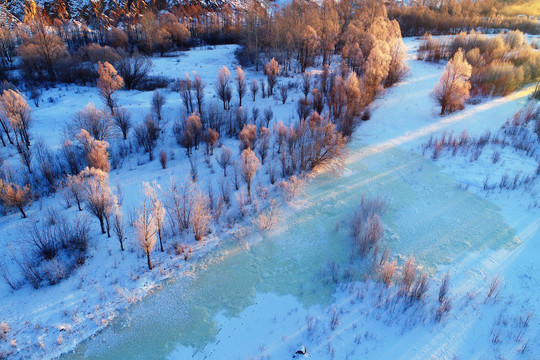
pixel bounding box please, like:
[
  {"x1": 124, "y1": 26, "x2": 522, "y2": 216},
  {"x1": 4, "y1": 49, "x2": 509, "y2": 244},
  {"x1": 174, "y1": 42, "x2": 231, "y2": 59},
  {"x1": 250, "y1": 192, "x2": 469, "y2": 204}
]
[{"x1": 1, "y1": 38, "x2": 539, "y2": 360}]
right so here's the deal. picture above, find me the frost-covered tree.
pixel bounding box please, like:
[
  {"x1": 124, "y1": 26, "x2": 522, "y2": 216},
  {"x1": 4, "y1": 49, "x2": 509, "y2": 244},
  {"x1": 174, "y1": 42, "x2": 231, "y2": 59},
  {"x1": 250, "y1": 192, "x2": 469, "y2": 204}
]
[
  {"x1": 264, "y1": 58, "x2": 280, "y2": 96},
  {"x1": 216, "y1": 145, "x2": 233, "y2": 176},
  {"x1": 18, "y1": 14, "x2": 67, "y2": 81},
  {"x1": 134, "y1": 116, "x2": 160, "y2": 160},
  {"x1": 112, "y1": 198, "x2": 125, "y2": 251},
  {"x1": 239, "y1": 124, "x2": 257, "y2": 150},
  {"x1": 151, "y1": 90, "x2": 166, "y2": 123},
  {"x1": 76, "y1": 130, "x2": 110, "y2": 173},
  {"x1": 257, "y1": 126, "x2": 271, "y2": 165},
  {"x1": 165, "y1": 177, "x2": 195, "y2": 234},
  {"x1": 113, "y1": 107, "x2": 132, "y2": 140},
  {"x1": 97, "y1": 61, "x2": 124, "y2": 115},
  {"x1": 71, "y1": 103, "x2": 115, "y2": 141},
  {"x1": 136, "y1": 187, "x2": 157, "y2": 270},
  {"x1": 215, "y1": 66, "x2": 231, "y2": 110},
  {"x1": 193, "y1": 72, "x2": 206, "y2": 117},
  {"x1": 78, "y1": 167, "x2": 113, "y2": 234},
  {"x1": 191, "y1": 189, "x2": 211, "y2": 241},
  {"x1": 362, "y1": 40, "x2": 392, "y2": 103},
  {"x1": 0, "y1": 180, "x2": 32, "y2": 218},
  {"x1": 204, "y1": 128, "x2": 219, "y2": 155},
  {"x1": 384, "y1": 38, "x2": 409, "y2": 87},
  {"x1": 144, "y1": 182, "x2": 166, "y2": 252},
  {"x1": 240, "y1": 148, "x2": 260, "y2": 198},
  {"x1": 432, "y1": 49, "x2": 472, "y2": 115},
  {"x1": 299, "y1": 26, "x2": 319, "y2": 73},
  {"x1": 250, "y1": 79, "x2": 259, "y2": 101},
  {"x1": 235, "y1": 66, "x2": 247, "y2": 107},
  {"x1": 0, "y1": 90, "x2": 33, "y2": 149}
]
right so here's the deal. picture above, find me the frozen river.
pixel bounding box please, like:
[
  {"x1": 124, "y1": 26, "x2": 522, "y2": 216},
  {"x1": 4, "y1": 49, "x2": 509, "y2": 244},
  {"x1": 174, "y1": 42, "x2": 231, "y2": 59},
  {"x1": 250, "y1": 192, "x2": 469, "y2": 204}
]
[{"x1": 64, "y1": 136, "x2": 517, "y2": 359}]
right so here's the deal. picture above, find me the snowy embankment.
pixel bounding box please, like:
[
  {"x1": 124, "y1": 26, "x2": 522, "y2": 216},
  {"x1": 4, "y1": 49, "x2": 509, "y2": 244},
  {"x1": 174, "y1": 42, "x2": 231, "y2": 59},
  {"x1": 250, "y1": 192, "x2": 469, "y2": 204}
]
[{"x1": 0, "y1": 44, "x2": 297, "y2": 359}]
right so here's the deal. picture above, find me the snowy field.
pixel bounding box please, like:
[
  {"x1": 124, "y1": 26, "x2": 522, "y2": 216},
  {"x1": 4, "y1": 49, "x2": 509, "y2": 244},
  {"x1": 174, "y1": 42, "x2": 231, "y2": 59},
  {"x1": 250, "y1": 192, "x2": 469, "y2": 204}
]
[{"x1": 1, "y1": 38, "x2": 539, "y2": 360}]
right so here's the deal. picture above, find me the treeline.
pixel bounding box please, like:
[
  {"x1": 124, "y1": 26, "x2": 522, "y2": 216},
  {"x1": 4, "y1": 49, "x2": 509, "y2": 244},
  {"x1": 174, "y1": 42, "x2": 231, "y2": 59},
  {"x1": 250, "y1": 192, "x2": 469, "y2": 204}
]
[
  {"x1": 419, "y1": 30, "x2": 540, "y2": 99},
  {"x1": 387, "y1": 0, "x2": 540, "y2": 36}
]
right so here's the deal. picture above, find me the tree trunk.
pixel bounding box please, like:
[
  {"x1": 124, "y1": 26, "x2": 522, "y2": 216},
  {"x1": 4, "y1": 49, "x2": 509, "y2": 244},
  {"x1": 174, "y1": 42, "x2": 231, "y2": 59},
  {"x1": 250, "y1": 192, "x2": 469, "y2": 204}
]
[
  {"x1": 19, "y1": 206, "x2": 26, "y2": 218},
  {"x1": 99, "y1": 216, "x2": 106, "y2": 234},
  {"x1": 158, "y1": 229, "x2": 164, "y2": 252},
  {"x1": 146, "y1": 251, "x2": 153, "y2": 270},
  {"x1": 105, "y1": 216, "x2": 111, "y2": 238}
]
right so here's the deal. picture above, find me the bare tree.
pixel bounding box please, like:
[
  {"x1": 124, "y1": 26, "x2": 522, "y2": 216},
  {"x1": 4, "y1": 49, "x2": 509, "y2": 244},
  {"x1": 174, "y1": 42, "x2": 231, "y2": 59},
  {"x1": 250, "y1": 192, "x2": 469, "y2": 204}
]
[
  {"x1": 144, "y1": 182, "x2": 166, "y2": 252},
  {"x1": 279, "y1": 84, "x2": 288, "y2": 104},
  {"x1": 216, "y1": 145, "x2": 232, "y2": 176},
  {"x1": 193, "y1": 72, "x2": 206, "y2": 117},
  {"x1": 112, "y1": 198, "x2": 125, "y2": 251},
  {"x1": 264, "y1": 58, "x2": 280, "y2": 96},
  {"x1": 175, "y1": 113, "x2": 202, "y2": 156},
  {"x1": 240, "y1": 148, "x2": 260, "y2": 198},
  {"x1": 71, "y1": 103, "x2": 115, "y2": 141},
  {"x1": 65, "y1": 174, "x2": 84, "y2": 211},
  {"x1": 116, "y1": 56, "x2": 152, "y2": 90},
  {"x1": 257, "y1": 126, "x2": 270, "y2": 164},
  {"x1": 113, "y1": 107, "x2": 132, "y2": 140},
  {"x1": 165, "y1": 177, "x2": 195, "y2": 234},
  {"x1": 235, "y1": 66, "x2": 247, "y2": 107},
  {"x1": 78, "y1": 167, "x2": 113, "y2": 234},
  {"x1": 250, "y1": 79, "x2": 259, "y2": 101},
  {"x1": 160, "y1": 150, "x2": 167, "y2": 169},
  {"x1": 239, "y1": 124, "x2": 257, "y2": 150},
  {"x1": 134, "y1": 116, "x2": 160, "y2": 160},
  {"x1": 97, "y1": 61, "x2": 124, "y2": 115},
  {"x1": 151, "y1": 90, "x2": 166, "y2": 123},
  {"x1": 180, "y1": 73, "x2": 194, "y2": 113},
  {"x1": 191, "y1": 188, "x2": 211, "y2": 241},
  {"x1": 263, "y1": 108, "x2": 273, "y2": 127},
  {"x1": 0, "y1": 90, "x2": 33, "y2": 149},
  {"x1": 0, "y1": 180, "x2": 32, "y2": 218},
  {"x1": 204, "y1": 127, "x2": 219, "y2": 155},
  {"x1": 76, "y1": 130, "x2": 111, "y2": 173},
  {"x1": 136, "y1": 186, "x2": 157, "y2": 270},
  {"x1": 432, "y1": 49, "x2": 472, "y2": 115},
  {"x1": 215, "y1": 66, "x2": 231, "y2": 110},
  {"x1": 302, "y1": 73, "x2": 312, "y2": 99},
  {"x1": 19, "y1": 15, "x2": 68, "y2": 81}
]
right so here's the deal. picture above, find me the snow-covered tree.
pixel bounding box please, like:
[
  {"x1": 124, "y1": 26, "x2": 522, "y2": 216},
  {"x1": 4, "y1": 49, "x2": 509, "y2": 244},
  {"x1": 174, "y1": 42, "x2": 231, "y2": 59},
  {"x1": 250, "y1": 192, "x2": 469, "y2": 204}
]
[
  {"x1": 136, "y1": 186, "x2": 157, "y2": 270},
  {"x1": 144, "y1": 182, "x2": 166, "y2": 252},
  {"x1": 264, "y1": 58, "x2": 280, "y2": 96},
  {"x1": 151, "y1": 90, "x2": 166, "y2": 123},
  {"x1": 71, "y1": 103, "x2": 115, "y2": 141},
  {"x1": 0, "y1": 179, "x2": 32, "y2": 218},
  {"x1": 432, "y1": 49, "x2": 472, "y2": 115},
  {"x1": 215, "y1": 66, "x2": 231, "y2": 110},
  {"x1": 97, "y1": 61, "x2": 124, "y2": 115},
  {"x1": 0, "y1": 90, "x2": 32, "y2": 149},
  {"x1": 235, "y1": 66, "x2": 247, "y2": 107},
  {"x1": 216, "y1": 145, "x2": 233, "y2": 176},
  {"x1": 240, "y1": 148, "x2": 260, "y2": 198},
  {"x1": 78, "y1": 167, "x2": 113, "y2": 234},
  {"x1": 76, "y1": 130, "x2": 110, "y2": 173}
]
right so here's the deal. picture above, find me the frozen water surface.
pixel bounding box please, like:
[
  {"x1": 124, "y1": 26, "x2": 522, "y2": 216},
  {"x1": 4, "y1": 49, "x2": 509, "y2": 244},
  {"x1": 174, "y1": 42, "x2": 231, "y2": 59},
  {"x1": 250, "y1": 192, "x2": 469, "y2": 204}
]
[{"x1": 64, "y1": 136, "x2": 517, "y2": 359}]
